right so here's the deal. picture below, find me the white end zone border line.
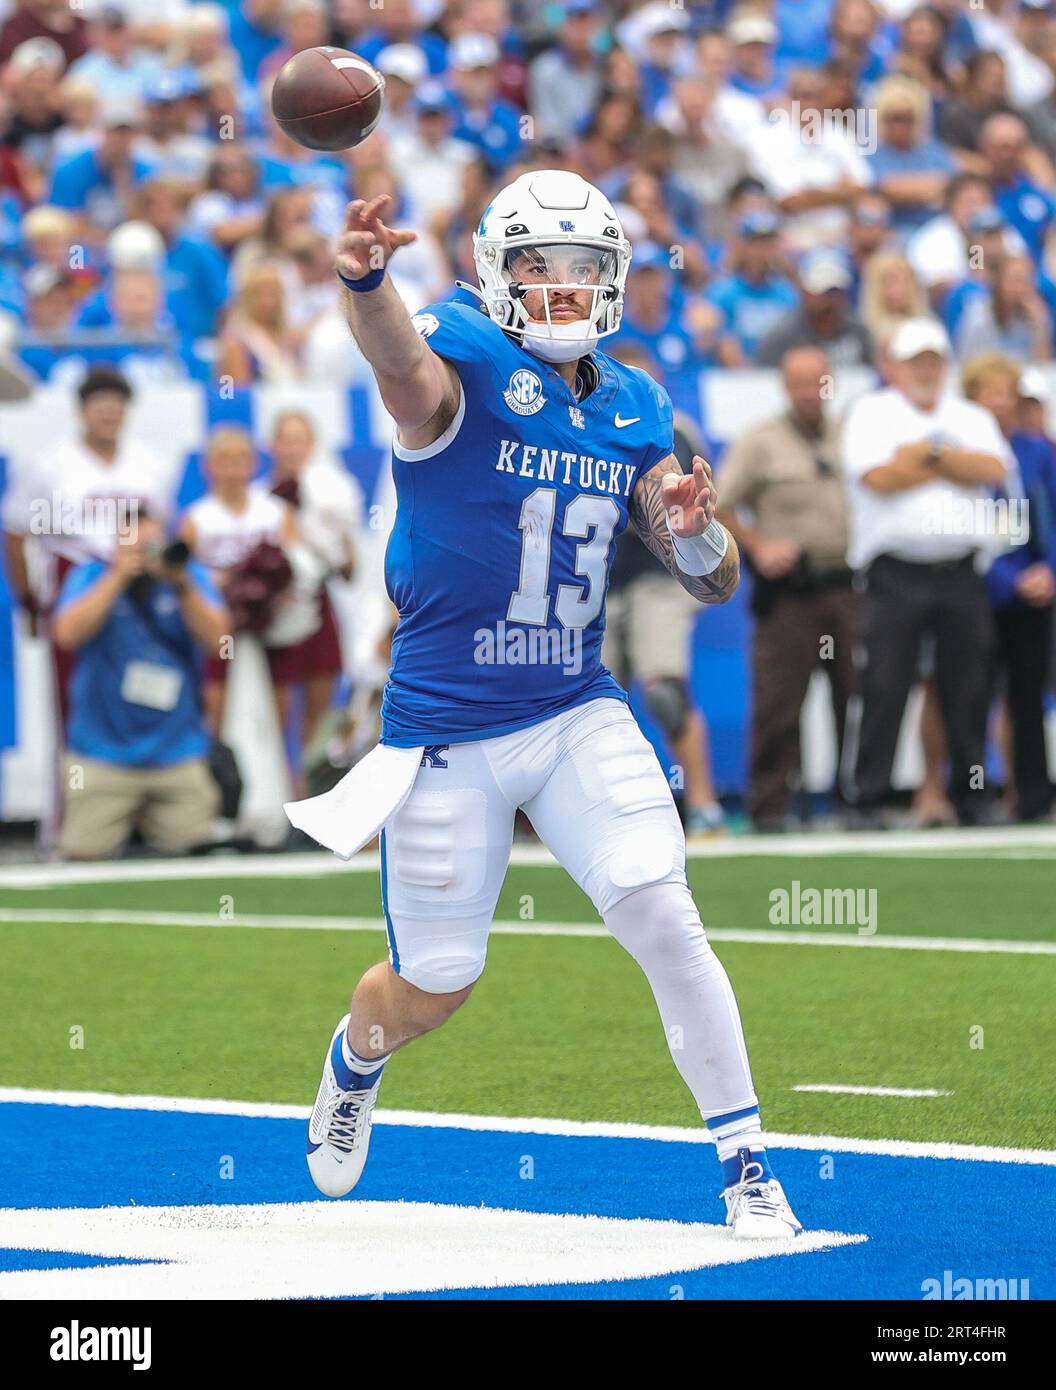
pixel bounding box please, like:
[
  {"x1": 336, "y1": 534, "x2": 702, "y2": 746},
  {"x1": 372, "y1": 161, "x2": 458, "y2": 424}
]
[
  {"x1": 1, "y1": 906, "x2": 1054, "y2": 956},
  {"x1": 2, "y1": 823, "x2": 1056, "y2": 888},
  {"x1": 2, "y1": 1087, "x2": 1054, "y2": 1167}
]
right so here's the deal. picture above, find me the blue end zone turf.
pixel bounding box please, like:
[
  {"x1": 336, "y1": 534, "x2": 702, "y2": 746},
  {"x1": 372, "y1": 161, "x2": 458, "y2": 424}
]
[{"x1": 1, "y1": 1102, "x2": 1051, "y2": 1300}]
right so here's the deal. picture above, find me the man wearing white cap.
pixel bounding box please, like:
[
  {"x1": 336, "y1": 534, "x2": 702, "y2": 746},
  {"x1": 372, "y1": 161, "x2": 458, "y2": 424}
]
[
  {"x1": 726, "y1": 9, "x2": 783, "y2": 103},
  {"x1": 376, "y1": 44, "x2": 429, "y2": 140},
  {"x1": 842, "y1": 317, "x2": 1011, "y2": 825},
  {"x1": 447, "y1": 32, "x2": 522, "y2": 171}
]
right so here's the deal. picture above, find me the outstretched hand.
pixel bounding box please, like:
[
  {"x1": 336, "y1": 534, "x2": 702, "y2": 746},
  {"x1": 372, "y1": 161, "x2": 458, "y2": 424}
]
[
  {"x1": 335, "y1": 194, "x2": 417, "y2": 282},
  {"x1": 661, "y1": 456, "x2": 716, "y2": 538}
]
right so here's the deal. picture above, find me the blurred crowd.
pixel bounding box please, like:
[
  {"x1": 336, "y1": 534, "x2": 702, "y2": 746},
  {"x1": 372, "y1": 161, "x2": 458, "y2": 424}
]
[
  {"x1": 7, "y1": 0, "x2": 1056, "y2": 383},
  {"x1": 1, "y1": 0, "x2": 1055, "y2": 853}
]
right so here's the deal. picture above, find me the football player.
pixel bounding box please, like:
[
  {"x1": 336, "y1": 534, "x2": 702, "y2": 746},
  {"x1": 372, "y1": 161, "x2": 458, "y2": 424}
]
[{"x1": 289, "y1": 171, "x2": 802, "y2": 1238}]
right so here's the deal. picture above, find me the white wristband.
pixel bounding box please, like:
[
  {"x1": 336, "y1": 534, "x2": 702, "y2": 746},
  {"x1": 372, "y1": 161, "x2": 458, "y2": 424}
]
[{"x1": 667, "y1": 517, "x2": 729, "y2": 576}]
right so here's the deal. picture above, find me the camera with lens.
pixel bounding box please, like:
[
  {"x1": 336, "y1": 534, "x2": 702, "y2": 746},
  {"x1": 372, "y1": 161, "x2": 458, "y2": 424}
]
[{"x1": 142, "y1": 538, "x2": 190, "y2": 570}]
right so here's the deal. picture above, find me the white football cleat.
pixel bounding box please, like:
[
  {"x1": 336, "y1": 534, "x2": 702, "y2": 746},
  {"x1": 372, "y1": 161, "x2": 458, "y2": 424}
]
[
  {"x1": 723, "y1": 1152, "x2": 803, "y2": 1239},
  {"x1": 306, "y1": 1014, "x2": 384, "y2": 1198}
]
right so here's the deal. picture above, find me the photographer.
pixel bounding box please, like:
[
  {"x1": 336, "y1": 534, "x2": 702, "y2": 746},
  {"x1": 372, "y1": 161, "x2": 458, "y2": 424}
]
[{"x1": 51, "y1": 510, "x2": 229, "y2": 860}]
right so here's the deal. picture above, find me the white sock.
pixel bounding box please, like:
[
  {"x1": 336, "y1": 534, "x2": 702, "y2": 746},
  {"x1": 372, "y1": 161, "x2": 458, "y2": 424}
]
[
  {"x1": 341, "y1": 1031, "x2": 391, "y2": 1078},
  {"x1": 708, "y1": 1108, "x2": 766, "y2": 1163}
]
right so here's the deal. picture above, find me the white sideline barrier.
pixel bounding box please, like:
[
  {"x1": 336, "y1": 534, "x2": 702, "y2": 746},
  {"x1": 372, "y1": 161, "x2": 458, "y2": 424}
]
[
  {"x1": 0, "y1": 383, "x2": 207, "y2": 465},
  {"x1": 705, "y1": 365, "x2": 878, "y2": 448}
]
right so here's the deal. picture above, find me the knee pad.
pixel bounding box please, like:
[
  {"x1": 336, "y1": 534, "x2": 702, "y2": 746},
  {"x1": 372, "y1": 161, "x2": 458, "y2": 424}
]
[
  {"x1": 392, "y1": 927, "x2": 489, "y2": 995},
  {"x1": 383, "y1": 787, "x2": 495, "y2": 995},
  {"x1": 644, "y1": 676, "x2": 690, "y2": 741},
  {"x1": 605, "y1": 879, "x2": 711, "y2": 974},
  {"x1": 562, "y1": 714, "x2": 687, "y2": 916},
  {"x1": 593, "y1": 816, "x2": 686, "y2": 917}
]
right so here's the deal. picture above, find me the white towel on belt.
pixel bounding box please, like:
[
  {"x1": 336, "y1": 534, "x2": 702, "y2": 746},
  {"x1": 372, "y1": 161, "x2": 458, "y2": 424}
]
[{"x1": 284, "y1": 742, "x2": 424, "y2": 859}]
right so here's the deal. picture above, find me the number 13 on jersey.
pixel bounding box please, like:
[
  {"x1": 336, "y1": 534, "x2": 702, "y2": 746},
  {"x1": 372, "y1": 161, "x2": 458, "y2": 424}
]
[{"x1": 507, "y1": 488, "x2": 620, "y2": 630}]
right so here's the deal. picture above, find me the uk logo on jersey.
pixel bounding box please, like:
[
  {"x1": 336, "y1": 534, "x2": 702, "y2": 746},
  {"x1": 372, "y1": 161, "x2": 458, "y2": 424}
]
[
  {"x1": 503, "y1": 368, "x2": 546, "y2": 416},
  {"x1": 411, "y1": 313, "x2": 440, "y2": 339}
]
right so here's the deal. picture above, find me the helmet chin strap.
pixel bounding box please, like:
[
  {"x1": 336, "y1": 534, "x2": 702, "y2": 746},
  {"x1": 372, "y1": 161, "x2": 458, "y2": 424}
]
[
  {"x1": 522, "y1": 329, "x2": 597, "y2": 364},
  {"x1": 520, "y1": 322, "x2": 599, "y2": 363}
]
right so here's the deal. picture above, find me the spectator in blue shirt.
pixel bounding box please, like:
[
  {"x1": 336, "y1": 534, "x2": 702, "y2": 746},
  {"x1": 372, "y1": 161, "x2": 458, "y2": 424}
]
[
  {"x1": 612, "y1": 240, "x2": 719, "y2": 371},
  {"x1": 776, "y1": 0, "x2": 834, "y2": 69},
  {"x1": 52, "y1": 510, "x2": 229, "y2": 859},
  {"x1": 706, "y1": 210, "x2": 799, "y2": 363},
  {"x1": 354, "y1": 0, "x2": 449, "y2": 77},
  {"x1": 65, "y1": 7, "x2": 165, "y2": 103},
  {"x1": 137, "y1": 68, "x2": 213, "y2": 188},
  {"x1": 446, "y1": 33, "x2": 523, "y2": 173},
  {"x1": 867, "y1": 75, "x2": 957, "y2": 235},
  {"x1": 963, "y1": 352, "x2": 1056, "y2": 821},
  {"x1": 18, "y1": 265, "x2": 77, "y2": 380},
  {"x1": 227, "y1": 0, "x2": 286, "y2": 82},
  {"x1": 133, "y1": 179, "x2": 230, "y2": 342},
  {"x1": 939, "y1": 205, "x2": 1026, "y2": 338},
  {"x1": 256, "y1": 119, "x2": 346, "y2": 237},
  {"x1": 49, "y1": 101, "x2": 159, "y2": 235},
  {"x1": 827, "y1": 0, "x2": 893, "y2": 88},
  {"x1": 980, "y1": 110, "x2": 1056, "y2": 261},
  {"x1": 953, "y1": 253, "x2": 1053, "y2": 363},
  {"x1": 629, "y1": 4, "x2": 694, "y2": 118},
  {"x1": 188, "y1": 147, "x2": 268, "y2": 255}
]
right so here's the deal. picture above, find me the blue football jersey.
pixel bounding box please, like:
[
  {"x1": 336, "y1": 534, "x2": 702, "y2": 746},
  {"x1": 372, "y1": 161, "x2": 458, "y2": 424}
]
[{"x1": 380, "y1": 299, "x2": 675, "y2": 746}]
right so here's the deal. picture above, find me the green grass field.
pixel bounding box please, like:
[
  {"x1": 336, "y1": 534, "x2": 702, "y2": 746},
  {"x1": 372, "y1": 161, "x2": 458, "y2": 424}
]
[{"x1": 2, "y1": 847, "x2": 1054, "y2": 1150}]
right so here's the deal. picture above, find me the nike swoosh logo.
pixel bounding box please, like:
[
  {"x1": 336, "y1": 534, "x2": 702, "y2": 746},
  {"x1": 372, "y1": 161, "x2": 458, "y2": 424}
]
[{"x1": 615, "y1": 415, "x2": 641, "y2": 428}]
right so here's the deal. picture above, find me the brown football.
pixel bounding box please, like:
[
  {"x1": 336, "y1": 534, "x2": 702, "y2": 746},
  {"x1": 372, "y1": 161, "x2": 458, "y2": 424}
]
[{"x1": 270, "y1": 46, "x2": 385, "y2": 152}]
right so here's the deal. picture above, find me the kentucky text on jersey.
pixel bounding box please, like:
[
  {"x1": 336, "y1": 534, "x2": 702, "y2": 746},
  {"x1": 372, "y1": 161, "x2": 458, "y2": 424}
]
[
  {"x1": 494, "y1": 440, "x2": 639, "y2": 496},
  {"x1": 380, "y1": 299, "x2": 674, "y2": 747}
]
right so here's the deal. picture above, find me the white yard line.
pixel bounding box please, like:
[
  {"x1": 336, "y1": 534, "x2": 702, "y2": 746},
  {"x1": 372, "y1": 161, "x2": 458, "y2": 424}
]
[
  {"x1": 792, "y1": 1085, "x2": 953, "y2": 1098},
  {"x1": 2, "y1": 824, "x2": 1055, "y2": 888},
  {"x1": 1, "y1": 1086, "x2": 1052, "y2": 1166},
  {"x1": 1, "y1": 906, "x2": 1053, "y2": 956}
]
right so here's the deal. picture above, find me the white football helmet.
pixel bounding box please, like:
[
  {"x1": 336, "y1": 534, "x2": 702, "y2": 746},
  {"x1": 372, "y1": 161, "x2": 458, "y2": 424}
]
[{"x1": 472, "y1": 169, "x2": 632, "y2": 363}]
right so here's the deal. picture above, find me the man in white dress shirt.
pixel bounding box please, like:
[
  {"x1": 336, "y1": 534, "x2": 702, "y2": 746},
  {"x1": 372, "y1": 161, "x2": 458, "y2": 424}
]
[{"x1": 842, "y1": 318, "x2": 1011, "y2": 824}]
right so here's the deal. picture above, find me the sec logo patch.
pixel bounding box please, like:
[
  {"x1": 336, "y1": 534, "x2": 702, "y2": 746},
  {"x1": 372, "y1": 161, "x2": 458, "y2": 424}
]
[
  {"x1": 411, "y1": 313, "x2": 440, "y2": 338},
  {"x1": 504, "y1": 369, "x2": 546, "y2": 416}
]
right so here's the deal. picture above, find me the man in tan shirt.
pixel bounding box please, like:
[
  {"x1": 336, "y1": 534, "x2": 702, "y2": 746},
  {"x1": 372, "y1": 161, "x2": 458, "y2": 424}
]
[{"x1": 716, "y1": 345, "x2": 857, "y2": 829}]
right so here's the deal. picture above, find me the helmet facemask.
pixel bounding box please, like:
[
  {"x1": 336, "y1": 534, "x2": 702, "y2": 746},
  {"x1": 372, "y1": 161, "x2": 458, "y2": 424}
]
[{"x1": 475, "y1": 229, "x2": 630, "y2": 363}]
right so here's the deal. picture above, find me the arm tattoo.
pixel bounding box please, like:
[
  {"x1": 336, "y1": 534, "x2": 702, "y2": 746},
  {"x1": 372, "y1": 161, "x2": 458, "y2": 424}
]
[{"x1": 627, "y1": 460, "x2": 741, "y2": 605}]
